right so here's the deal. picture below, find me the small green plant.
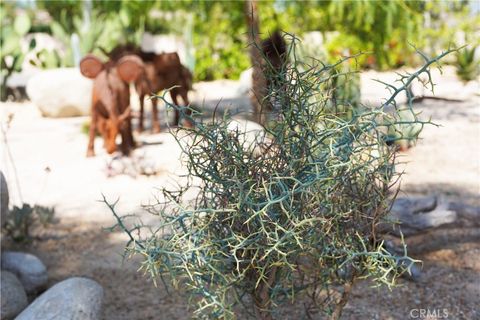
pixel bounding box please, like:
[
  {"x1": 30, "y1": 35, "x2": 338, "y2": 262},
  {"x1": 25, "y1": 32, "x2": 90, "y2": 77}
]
[
  {"x1": 1, "y1": 111, "x2": 55, "y2": 243},
  {"x1": 3, "y1": 204, "x2": 55, "y2": 242},
  {"x1": 109, "y1": 34, "x2": 454, "y2": 319},
  {"x1": 0, "y1": 8, "x2": 35, "y2": 101},
  {"x1": 81, "y1": 120, "x2": 97, "y2": 137},
  {"x1": 455, "y1": 46, "x2": 479, "y2": 82}
]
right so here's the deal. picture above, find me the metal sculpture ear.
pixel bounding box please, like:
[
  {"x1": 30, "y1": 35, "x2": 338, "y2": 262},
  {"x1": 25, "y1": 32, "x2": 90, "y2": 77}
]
[
  {"x1": 116, "y1": 55, "x2": 144, "y2": 83},
  {"x1": 79, "y1": 55, "x2": 104, "y2": 79}
]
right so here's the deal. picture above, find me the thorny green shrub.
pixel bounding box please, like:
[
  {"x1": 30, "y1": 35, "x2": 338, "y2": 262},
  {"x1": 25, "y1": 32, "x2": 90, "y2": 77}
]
[{"x1": 108, "y1": 35, "x2": 455, "y2": 319}]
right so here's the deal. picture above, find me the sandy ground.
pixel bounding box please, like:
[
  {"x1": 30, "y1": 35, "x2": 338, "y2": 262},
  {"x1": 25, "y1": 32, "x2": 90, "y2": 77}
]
[{"x1": 1, "y1": 66, "x2": 479, "y2": 319}]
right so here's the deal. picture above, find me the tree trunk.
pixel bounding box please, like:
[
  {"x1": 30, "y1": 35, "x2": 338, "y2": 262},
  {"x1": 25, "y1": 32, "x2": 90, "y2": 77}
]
[
  {"x1": 253, "y1": 266, "x2": 277, "y2": 320},
  {"x1": 330, "y1": 281, "x2": 353, "y2": 320},
  {"x1": 244, "y1": 0, "x2": 268, "y2": 125}
]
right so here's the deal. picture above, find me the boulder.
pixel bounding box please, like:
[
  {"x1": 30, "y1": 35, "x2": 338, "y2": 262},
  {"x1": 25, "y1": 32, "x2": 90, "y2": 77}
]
[
  {"x1": 1, "y1": 251, "x2": 48, "y2": 294},
  {"x1": 237, "y1": 68, "x2": 252, "y2": 95},
  {"x1": 6, "y1": 69, "x2": 40, "y2": 88},
  {"x1": 1, "y1": 171, "x2": 8, "y2": 228},
  {"x1": 26, "y1": 68, "x2": 92, "y2": 117},
  {"x1": 380, "y1": 196, "x2": 457, "y2": 236},
  {"x1": 5, "y1": 69, "x2": 40, "y2": 102},
  {"x1": 190, "y1": 80, "x2": 252, "y2": 115},
  {"x1": 16, "y1": 277, "x2": 104, "y2": 320},
  {"x1": 448, "y1": 202, "x2": 480, "y2": 227},
  {"x1": 1, "y1": 271, "x2": 29, "y2": 320}
]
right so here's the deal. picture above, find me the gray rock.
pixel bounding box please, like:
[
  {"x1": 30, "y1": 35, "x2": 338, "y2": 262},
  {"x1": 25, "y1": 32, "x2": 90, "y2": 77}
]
[
  {"x1": 237, "y1": 67, "x2": 252, "y2": 95},
  {"x1": 392, "y1": 196, "x2": 438, "y2": 215},
  {"x1": 1, "y1": 251, "x2": 48, "y2": 294},
  {"x1": 26, "y1": 68, "x2": 93, "y2": 117},
  {"x1": 1, "y1": 271, "x2": 28, "y2": 320},
  {"x1": 382, "y1": 196, "x2": 457, "y2": 236},
  {"x1": 191, "y1": 80, "x2": 252, "y2": 115},
  {"x1": 448, "y1": 202, "x2": 480, "y2": 227},
  {"x1": 6, "y1": 69, "x2": 40, "y2": 88},
  {"x1": 1, "y1": 171, "x2": 8, "y2": 228},
  {"x1": 16, "y1": 277, "x2": 104, "y2": 320}
]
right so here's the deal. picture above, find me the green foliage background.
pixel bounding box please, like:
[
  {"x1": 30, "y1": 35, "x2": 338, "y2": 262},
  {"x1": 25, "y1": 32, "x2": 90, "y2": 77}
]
[{"x1": 3, "y1": 0, "x2": 479, "y2": 82}]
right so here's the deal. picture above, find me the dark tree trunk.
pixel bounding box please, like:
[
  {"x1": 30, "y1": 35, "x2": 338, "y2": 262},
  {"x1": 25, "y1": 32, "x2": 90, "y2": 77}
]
[
  {"x1": 252, "y1": 266, "x2": 277, "y2": 320},
  {"x1": 244, "y1": 0, "x2": 268, "y2": 125}
]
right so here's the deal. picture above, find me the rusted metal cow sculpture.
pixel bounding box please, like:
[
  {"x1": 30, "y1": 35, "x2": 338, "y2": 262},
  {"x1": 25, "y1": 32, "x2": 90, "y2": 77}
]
[
  {"x1": 80, "y1": 54, "x2": 144, "y2": 157},
  {"x1": 107, "y1": 45, "x2": 193, "y2": 131}
]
